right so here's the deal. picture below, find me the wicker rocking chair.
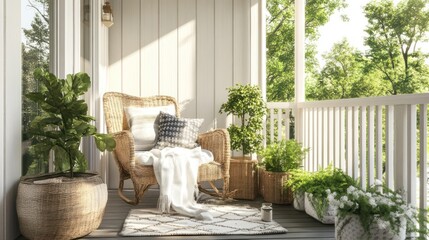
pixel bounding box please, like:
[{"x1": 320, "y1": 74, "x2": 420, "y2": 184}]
[{"x1": 103, "y1": 92, "x2": 233, "y2": 205}]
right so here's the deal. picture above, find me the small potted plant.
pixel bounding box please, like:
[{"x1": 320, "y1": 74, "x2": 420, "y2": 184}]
[
  {"x1": 219, "y1": 84, "x2": 266, "y2": 199},
  {"x1": 258, "y1": 139, "x2": 308, "y2": 204},
  {"x1": 304, "y1": 167, "x2": 356, "y2": 224},
  {"x1": 328, "y1": 181, "x2": 428, "y2": 239},
  {"x1": 286, "y1": 166, "x2": 357, "y2": 223},
  {"x1": 285, "y1": 169, "x2": 312, "y2": 210},
  {"x1": 16, "y1": 68, "x2": 116, "y2": 240}
]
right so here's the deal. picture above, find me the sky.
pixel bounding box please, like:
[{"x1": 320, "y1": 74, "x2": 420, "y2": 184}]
[
  {"x1": 316, "y1": 0, "x2": 371, "y2": 64},
  {"x1": 317, "y1": 0, "x2": 429, "y2": 66}
]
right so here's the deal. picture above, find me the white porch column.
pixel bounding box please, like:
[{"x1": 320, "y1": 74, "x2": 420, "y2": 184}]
[
  {"x1": 51, "y1": 0, "x2": 81, "y2": 78},
  {"x1": 259, "y1": 0, "x2": 267, "y2": 148},
  {"x1": 259, "y1": 0, "x2": 266, "y2": 101},
  {"x1": 295, "y1": 0, "x2": 305, "y2": 142},
  {"x1": 1, "y1": 0, "x2": 22, "y2": 239}
]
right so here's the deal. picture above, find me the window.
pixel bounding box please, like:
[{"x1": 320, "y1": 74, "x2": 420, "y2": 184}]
[{"x1": 21, "y1": 0, "x2": 51, "y2": 175}]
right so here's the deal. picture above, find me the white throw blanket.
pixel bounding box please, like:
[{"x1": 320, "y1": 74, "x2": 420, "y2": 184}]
[{"x1": 135, "y1": 147, "x2": 214, "y2": 220}]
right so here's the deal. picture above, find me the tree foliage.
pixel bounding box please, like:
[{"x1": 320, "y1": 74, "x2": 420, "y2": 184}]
[
  {"x1": 364, "y1": 0, "x2": 429, "y2": 95},
  {"x1": 307, "y1": 39, "x2": 388, "y2": 100},
  {"x1": 266, "y1": 0, "x2": 347, "y2": 101},
  {"x1": 270, "y1": 0, "x2": 429, "y2": 102},
  {"x1": 22, "y1": 0, "x2": 50, "y2": 175}
]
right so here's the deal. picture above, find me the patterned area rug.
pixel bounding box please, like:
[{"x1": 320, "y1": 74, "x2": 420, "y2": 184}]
[{"x1": 120, "y1": 204, "x2": 288, "y2": 236}]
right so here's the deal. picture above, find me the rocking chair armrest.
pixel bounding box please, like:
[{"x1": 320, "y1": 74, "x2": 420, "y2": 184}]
[
  {"x1": 198, "y1": 129, "x2": 231, "y2": 176},
  {"x1": 112, "y1": 130, "x2": 136, "y2": 172}
]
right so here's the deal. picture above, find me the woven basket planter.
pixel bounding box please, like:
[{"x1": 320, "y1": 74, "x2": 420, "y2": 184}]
[
  {"x1": 229, "y1": 158, "x2": 258, "y2": 200},
  {"x1": 304, "y1": 192, "x2": 336, "y2": 224},
  {"x1": 293, "y1": 191, "x2": 305, "y2": 211},
  {"x1": 335, "y1": 214, "x2": 406, "y2": 240},
  {"x1": 17, "y1": 172, "x2": 108, "y2": 240},
  {"x1": 260, "y1": 170, "x2": 293, "y2": 204}
]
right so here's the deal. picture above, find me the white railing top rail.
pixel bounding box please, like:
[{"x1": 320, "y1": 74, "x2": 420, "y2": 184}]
[
  {"x1": 296, "y1": 93, "x2": 429, "y2": 108},
  {"x1": 266, "y1": 101, "x2": 295, "y2": 109}
]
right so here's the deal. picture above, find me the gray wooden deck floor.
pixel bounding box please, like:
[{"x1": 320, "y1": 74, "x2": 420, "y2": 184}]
[{"x1": 82, "y1": 188, "x2": 335, "y2": 240}]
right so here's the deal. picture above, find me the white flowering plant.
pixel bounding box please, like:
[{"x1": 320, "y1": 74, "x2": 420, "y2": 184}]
[{"x1": 328, "y1": 180, "x2": 428, "y2": 239}]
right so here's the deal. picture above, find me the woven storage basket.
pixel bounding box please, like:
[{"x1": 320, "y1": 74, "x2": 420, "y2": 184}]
[
  {"x1": 17, "y1": 173, "x2": 107, "y2": 240},
  {"x1": 229, "y1": 158, "x2": 258, "y2": 200},
  {"x1": 261, "y1": 170, "x2": 293, "y2": 204},
  {"x1": 335, "y1": 214, "x2": 406, "y2": 240},
  {"x1": 293, "y1": 191, "x2": 305, "y2": 211},
  {"x1": 304, "y1": 192, "x2": 335, "y2": 224}
]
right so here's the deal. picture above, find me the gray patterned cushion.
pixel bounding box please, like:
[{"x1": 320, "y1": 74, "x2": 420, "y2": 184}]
[{"x1": 155, "y1": 112, "x2": 203, "y2": 149}]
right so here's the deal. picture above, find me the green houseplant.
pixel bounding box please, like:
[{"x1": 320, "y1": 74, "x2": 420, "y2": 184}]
[
  {"x1": 258, "y1": 139, "x2": 308, "y2": 204},
  {"x1": 286, "y1": 166, "x2": 357, "y2": 223},
  {"x1": 219, "y1": 84, "x2": 266, "y2": 199},
  {"x1": 329, "y1": 181, "x2": 428, "y2": 240},
  {"x1": 16, "y1": 68, "x2": 116, "y2": 240},
  {"x1": 219, "y1": 84, "x2": 266, "y2": 156}
]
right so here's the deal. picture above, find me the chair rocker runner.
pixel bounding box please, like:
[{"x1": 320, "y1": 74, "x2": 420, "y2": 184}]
[{"x1": 103, "y1": 92, "x2": 234, "y2": 205}]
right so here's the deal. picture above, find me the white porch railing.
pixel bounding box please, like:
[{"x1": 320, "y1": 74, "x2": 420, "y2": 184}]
[{"x1": 265, "y1": 93, "x2": 429, "y2": 210}]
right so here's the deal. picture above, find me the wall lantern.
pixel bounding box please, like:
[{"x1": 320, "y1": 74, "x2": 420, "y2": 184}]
[{"x1": 102, "y1": 1, "x2": 113, "y2": 28}]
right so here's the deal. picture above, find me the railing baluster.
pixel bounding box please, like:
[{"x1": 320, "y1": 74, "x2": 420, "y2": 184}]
[
  {"x1": 368, "y1": 105, "x2": 375, "y2": 187},
  {"x1": 277, "y1": 109, "x2": 282, "y2": 141},
  {"x1": 339, "y1": 107, "x2": 345, "y2": 171},
  {"x1": 284, "y1": 109, "x2": 290, "y2": 140},
  {"x1": 334, "y1": 107, "x2": 340, "y2": 168},
  {"x1": 328, "y1": 107, "x2": 334, "y2": 167},
  {"x1": 353, "y1": 106, "x2": 359, "y2": 180},
  {"x1": 376, "y1": 105, "x2": 383, "y2": 182},
  {"x1": 346, "y1": 107, "x2": 353, "y2": 176},
  {"x1": 270, "y1": 108, "x2": 274, "y2": 143},
  {"x1": 394, "y1": 105, "x2": 407, "y2": 194},
  {"x1": 317, "y1": 108, "x2": 323, "y2": 170},
  {"x1": 386, "y1": 105, "x2": 394, "y2": 189},
  {"x1": 322, "y1": 108, "x2": 328, "y2": 168},
  {"x1": 407, "y1": 104, "x2": 417, "y2": 205},
  {"x1": 419, "y1": 104, "x2": 427, "y2": 210},
  {"x1": 360, "y1": 106, "x2": 367, "y2": 190},
  {"x1": 311, "y1": 108, "x2": 318, "y2": 171}
]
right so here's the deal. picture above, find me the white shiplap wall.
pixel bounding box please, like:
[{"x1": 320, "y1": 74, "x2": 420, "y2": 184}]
[
  {"x1": 107, "y1": 0, "x2": 259, "y2": 130},
  {"x1": 106, "y1": 0, "x2": 259, "y2": 188}
]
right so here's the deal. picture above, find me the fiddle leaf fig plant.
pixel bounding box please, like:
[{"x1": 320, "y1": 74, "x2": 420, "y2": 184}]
[
  {"x1": 26, "y1": 68, "x2": 116, "y2": 177},
  {"x1": 219, "y1": 84, "x2": 266, "y2": 156}
]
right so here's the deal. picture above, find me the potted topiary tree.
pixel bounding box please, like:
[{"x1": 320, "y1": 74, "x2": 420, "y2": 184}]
[
  {"x1": 16, "y1": 68, "x2": 116, "y2": 240},
  {"x1": 258, "y1": 139, "x2": 308, "y2": 204},
  {"x1": 219, "y1": 84, "x2": 265, "y2": 199}
]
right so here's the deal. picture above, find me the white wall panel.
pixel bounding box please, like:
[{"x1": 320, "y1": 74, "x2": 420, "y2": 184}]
[
  {"x1": 122, "y1": 0, "x2": 141, "y2": 96},
  {"x1": 196, "y1": 0, "x2": 215, "y2": 131},
  {"x1": 214, "y1": 0, "x2": 233, "y2": 128},
  {"x1": 233, "y1": 0, "x2": 250, "y2": 86},
  {"x1": 107, "y1": 0, "x2": 122, "y2": 92},
  {"x1": 159, "y1": 0, "x2": 178, "y2": 99},
  {"x1": 178, "y1": 0, "x2": 196, "y2": 117},
  {"x1": 141, "y1": 0, "x2": 159, "y2": 96}
]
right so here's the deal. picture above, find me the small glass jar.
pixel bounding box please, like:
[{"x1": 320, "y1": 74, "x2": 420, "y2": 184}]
[{"x1": 261, "y1": 202, "x2": 272, "y2": 222}]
